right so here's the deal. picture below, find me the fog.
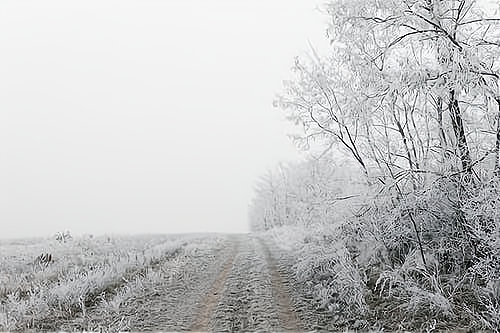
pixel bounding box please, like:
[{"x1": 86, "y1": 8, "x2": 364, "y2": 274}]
[{"x1": 0, "y1": 0, "x2": 329, "y2": 239}]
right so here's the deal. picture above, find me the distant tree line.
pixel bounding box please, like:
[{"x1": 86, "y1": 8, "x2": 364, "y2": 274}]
[{"x1": 249, "y1": 157, "x2": 366, "y2": 231}]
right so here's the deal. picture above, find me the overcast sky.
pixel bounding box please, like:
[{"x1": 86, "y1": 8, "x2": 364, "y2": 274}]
[{"x1": 0, "y1": 0, "x2": 329, "y2": 239}]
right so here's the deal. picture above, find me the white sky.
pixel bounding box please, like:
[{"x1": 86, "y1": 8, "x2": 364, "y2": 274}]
[{"x1": 0, "y1": 0, "x2": 329, "y2": 239}]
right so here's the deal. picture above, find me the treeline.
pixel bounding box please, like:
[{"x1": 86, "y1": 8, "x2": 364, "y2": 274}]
[
  {"x1": 249, "y1": 157, "x2": 366, "y2": 231},
  {"x1": 250, "y1": 0, "x2": 500, "y2": 330}
]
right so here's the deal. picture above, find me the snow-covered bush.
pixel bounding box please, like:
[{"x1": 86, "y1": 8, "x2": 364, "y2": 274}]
[
  {"x1": 294, "y1": 229, "x2": 368, "y2": 317},
  {"x1": 346, "y1": 175, "x2": 500, "y2": 330}
]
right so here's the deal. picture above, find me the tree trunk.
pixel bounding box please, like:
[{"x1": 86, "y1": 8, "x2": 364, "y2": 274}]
[
  {"x1": 436, "y1": 96, "x2": 450, "y2": 159},
  {"x1": 449, "y1": 90, "x2": 472, "y2": 175},
  {"x1": 495, "y1": 97, "x2": 500, "y2": 177}
]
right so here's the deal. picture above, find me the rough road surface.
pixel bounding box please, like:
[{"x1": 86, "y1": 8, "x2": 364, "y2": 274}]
[{"x1": 190, "y1": 234, "x2": 302, "y2": 332}]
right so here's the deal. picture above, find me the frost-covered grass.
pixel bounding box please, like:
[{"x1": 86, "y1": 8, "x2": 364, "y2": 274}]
[{"x1": 0, "y1": 233, "x2": 232, "y2": 331}]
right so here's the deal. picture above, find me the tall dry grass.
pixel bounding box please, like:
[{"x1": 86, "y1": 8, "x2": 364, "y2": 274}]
[{"x1": 0, "y1": 233, "x2": 231, "y2": 331}]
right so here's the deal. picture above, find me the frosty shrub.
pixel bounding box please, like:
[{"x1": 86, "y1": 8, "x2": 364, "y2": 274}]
[
  {"x1": 348, "y1": 175, "x2": 500, "y2": 330},
  {"x1": 265, "y1": 225, "x2": 368, "y2": 329},
  {"x1": 294, "y1": 229, "x2": 368, "y2": 318}
]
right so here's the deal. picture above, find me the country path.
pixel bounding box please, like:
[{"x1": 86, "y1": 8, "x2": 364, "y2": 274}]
[{"x1": 190, "y1": 233, "x2": 302, "y2": 332}]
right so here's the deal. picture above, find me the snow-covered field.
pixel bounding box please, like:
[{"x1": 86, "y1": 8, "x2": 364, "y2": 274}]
[{"x1": 0, "y1": 233, "x2": 236, "y2": 331}]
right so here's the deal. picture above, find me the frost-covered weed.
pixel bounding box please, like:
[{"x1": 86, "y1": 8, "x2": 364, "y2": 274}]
[
  {"x1": 375, "y1": 249, "x2": 453, "y2": 321},
  {"x1": 295, "y1": 242, "x2": 367, "y2": 315}
]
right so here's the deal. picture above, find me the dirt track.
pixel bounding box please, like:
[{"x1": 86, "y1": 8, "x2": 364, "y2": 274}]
[{"x1": 189, "y1": 234, "x2": 302, "y2": 332}]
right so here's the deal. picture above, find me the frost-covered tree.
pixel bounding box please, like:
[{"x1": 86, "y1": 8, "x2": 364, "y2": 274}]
[
  {"x1": 270, "y1": 1, "x2": 500, "y2": 329},
  {"x1": 275, "y1": 0, "x2": 500, "y2": 274},
  {"x1": 276, "y1": 0, "x2": 500, "y2": 185}
]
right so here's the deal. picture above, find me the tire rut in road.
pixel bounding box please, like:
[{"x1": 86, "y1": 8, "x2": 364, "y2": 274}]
[
  {"x1": 189, "y1": 234, "x2": 302, "y2": 332},
  {"x1": 210, "y1": 237, "x2": 279, "y2": 332},
  {"x1": 257, "y1": 236, "x2": 302, "y2": 332},
  {"x1": 206, "y1": 235, "x2": 301, "y2": 332},
  {"x1": 189, "y1": 236, "x2": 240, "y2": 331}
]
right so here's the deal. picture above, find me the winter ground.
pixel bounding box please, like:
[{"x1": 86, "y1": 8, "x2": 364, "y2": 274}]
[
  {"x1": 0, "y1": 233, "x2": 305, "y2": 332},
  {"x1": 1, "y1": 231, "x2": 498, "y2": 332}
]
